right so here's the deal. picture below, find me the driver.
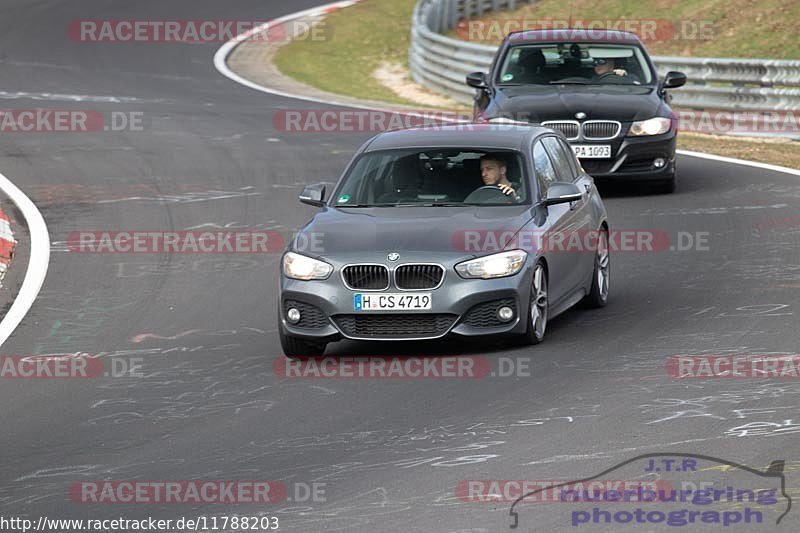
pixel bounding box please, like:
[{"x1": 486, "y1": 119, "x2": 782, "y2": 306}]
[
  {"x1": 591, "y1": 57, "x2": 629, "y2": 83},
  {"x1": 480, "y1": 153, "x2": 518, "y2": 197}
]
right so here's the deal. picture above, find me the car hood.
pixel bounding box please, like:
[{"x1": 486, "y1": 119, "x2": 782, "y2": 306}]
[
  {"x1": 490, "y1": 85, "x2": 663, "y2": 123},
  {"x1": 292, "y1": 206, "x2": 533, "y2": 258}
]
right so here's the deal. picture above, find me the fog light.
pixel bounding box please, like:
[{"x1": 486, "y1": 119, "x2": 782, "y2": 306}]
[
  {"x1": 497, "y1": 306, "x2": 515, "y2": 322},
  {"x1": 653, "y1": 157, "x2": 666, "y2": 168},
  {"x1": 287, "y1": 308, "x2": 301, "y2": 324}
]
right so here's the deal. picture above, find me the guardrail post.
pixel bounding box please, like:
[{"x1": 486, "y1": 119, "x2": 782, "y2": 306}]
[{"x1": 448, "y1": 0, "x2": 460, "y2": 30}]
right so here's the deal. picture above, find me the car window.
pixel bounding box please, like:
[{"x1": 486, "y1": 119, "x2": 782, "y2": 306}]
[
  {"x1": 541, "y1": 136, "x2": 578, "y2": 182},
  {"x1": 558, "y1": 139, "x2": 583, "y2": 179},
  {"x1": 532, "y1": 141, "x2": 558, "y2": 198},
  {"x1": 331, "y1": 148, "x2": 530, "y2": 207},
  {"x1": 498, "y1": 43, "x2": 653, "y2": 86},
  {"x1": 559, "y1": 138, "x2": 582, "y2": 178}
]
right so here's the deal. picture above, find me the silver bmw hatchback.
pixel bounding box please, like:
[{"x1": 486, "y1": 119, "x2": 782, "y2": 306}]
[{"x1": 278, "y1": 124, "x2": 610, "y2": 357}]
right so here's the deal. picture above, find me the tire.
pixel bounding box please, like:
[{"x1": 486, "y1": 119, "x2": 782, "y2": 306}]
[
  {"x1": 583, "y1": 227, "x2": 610, "y2": 308},
  {"x1": 522, "y1": 262, "x2": 548, "y2": 345},
  {"x1": 279, "y1": 326, "x2": 327, "y2": 358}
]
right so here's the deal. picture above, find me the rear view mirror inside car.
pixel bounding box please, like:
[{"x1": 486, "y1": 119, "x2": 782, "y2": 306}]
[{"x1": 588, "y1": 47, "x2": 634, "y2": 58}]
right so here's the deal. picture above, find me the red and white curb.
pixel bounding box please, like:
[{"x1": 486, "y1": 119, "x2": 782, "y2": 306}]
[
  {"x1": 0, "y1": 171, "x2": 50, "y2": 347},
  {"x1": 0, "y1": 207, "x2": 16, "y2": 286}
]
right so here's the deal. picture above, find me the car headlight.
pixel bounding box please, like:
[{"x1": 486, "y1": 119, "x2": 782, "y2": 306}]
[
  {"x1": 455, "y1": 250, "x2": 527, "y2": 279},
  {"x1": 629, "y1": 117, "x2": 672, "y2": 136},
  {"x1": 283, "y1": 252, "x2": 333, "y2": 280}
]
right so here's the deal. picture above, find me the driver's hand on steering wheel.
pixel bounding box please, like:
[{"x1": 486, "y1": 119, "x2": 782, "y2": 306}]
[
  {"x1": 497, "y1": 183, "x2": 517, "y2": 197},
  {"x1": 613, "y1": 68, "x2": 628, "y2": 76}
]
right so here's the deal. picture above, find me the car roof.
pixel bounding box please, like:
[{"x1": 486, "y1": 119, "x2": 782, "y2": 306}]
[
  {"x1": 505, "y1": 28, "x2": 644, "y2": 46},
  {"x1": 363, "y1": 124, "x2": 551, "y2": 152}
]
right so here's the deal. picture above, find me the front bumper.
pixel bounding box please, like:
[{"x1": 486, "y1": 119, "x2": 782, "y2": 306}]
[
  {"x1": 279, "y1": 260, "x2": 534, "y2": 342},
  {"x1": 576, "y1": 131, "x2": 676, "y2": 181}
]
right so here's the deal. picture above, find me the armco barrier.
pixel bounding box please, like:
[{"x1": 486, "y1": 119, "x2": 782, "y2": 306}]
[{"x1": 409, "y1": 0, "x2": 800, "y2": 136}]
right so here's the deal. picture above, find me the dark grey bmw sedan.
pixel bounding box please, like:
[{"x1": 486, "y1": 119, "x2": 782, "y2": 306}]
[{"x1": 278, "y1": 124, "x2": 610, "y2": 357}]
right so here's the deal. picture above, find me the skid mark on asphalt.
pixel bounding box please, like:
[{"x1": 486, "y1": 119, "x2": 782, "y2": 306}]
[
  {"x1": 639, "y1": 385, "x2": 800, "y2": 431},
  {"x1": 33, "y1": 296, "x2": 135, "y2": 354},
  {"x1": 82, "y1": 353, "x2": 278, "y2": 425},
  {"x1": 113, "y1": 257, "x2": 276, "y2": 278},
  {"x1": 131, "y1": 329, "x2": 204, "y2": 343},
  {"x1": 0, "y1": 90, "x2": 170, "y2": 104},
  {"x1": 130, "y1": 327, "x2": 274, "y2": 344},
  {"x1": 97, "y1": 188, "x2": 260, "y2": 204},
  {"x1": 641, "y1": 203, "x2": 789, "y2": 215}
]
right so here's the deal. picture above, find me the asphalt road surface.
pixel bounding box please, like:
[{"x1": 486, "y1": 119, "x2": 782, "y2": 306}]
[{"x1": 1, "y1": 1, "x2": 800, "y2": 531}]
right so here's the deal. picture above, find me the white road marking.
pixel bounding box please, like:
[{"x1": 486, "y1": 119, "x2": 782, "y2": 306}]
[
  {"x1": 677, "y1": 149, "x2": 800, "y2": 178},
  {"x1": 213, "y1": 1, "x2": 366, "y2": 107}
]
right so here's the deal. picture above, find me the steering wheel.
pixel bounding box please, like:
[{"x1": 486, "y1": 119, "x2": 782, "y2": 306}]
[{"x1": 463, "y1": 185, "x2": 516, "y2": 204}]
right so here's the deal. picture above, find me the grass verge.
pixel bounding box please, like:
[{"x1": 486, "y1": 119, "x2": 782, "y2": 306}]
[
  {"x1": 446, "y1": 0, "x2": 800, "y2": 59},
  {"x1": 273, "y1": 0, "x2": 419, "y2": 106},
  {"x1": 677, "y1": 133, "x2": 800, "y2": 169}
]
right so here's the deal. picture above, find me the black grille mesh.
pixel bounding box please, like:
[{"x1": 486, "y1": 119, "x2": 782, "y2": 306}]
[
  {"x1": 333, "y1": 314, "x2": 457, "y2": 339},
  {"x1": 284, "y1": 299, "x2": 329, "y2": 329},
  {"x1": 462, "y1": 298, "x2": 516, "y2": 328},
  {"x1": 583, "y1": 121, "x2": 620, "y2": 139},
  {"x1": 395, "y1": 264, "x2": 444, "y2": 290},
  {"x1": 544, "y1": 121, "x2": 579, "y2": 139},
  {"x1": 343, "y1": 265, "x2": 389, "y2": 290}
]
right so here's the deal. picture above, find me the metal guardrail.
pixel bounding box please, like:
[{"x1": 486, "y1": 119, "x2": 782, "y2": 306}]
[{"x1": 409, "y1": 0, "x2": 800, "y2": 116}]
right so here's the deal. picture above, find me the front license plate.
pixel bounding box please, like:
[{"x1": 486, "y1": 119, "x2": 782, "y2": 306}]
[
  {"x1": 354, "y1": 293, "x2": 432, "y2": 311},
  {"x1": 572, "y1": 144, "x2": 611, "y2": 159}
]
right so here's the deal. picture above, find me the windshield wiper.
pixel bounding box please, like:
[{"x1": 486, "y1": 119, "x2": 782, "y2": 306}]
[
  {"x1": 337, "y1": 203, "x2": 419, "y2": 208},
  {"x1": 337, "y1": 202, "x2": 477, "y2": 208},
  {"x1": 549, "y1": 80, "x2": 589, "y2": 85}
]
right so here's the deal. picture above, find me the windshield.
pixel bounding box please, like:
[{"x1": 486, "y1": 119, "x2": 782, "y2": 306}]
[
  {"x1": 497, "y1": 43, "x2": 654, "y2": 86},
  {"x1": 331, "y1": 149, "x2": 529, "y2": 207}
]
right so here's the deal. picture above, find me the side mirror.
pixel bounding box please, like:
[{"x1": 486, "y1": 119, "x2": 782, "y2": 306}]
[
  {"x1": 662, "y1": 71, "x2": 687, "y2": 89},
  {"x1": 466, "y1": 71, "x2": 488, "y2": 89},
  {"x1": 299, "y1": 183, "x2": 326, "y2": 207},
  {"x1": 543, "y1": 182, "x2": 583, "y2": 206}
]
